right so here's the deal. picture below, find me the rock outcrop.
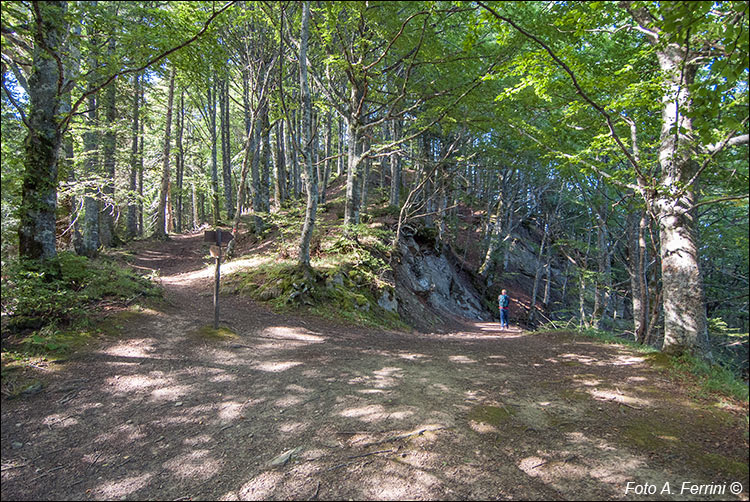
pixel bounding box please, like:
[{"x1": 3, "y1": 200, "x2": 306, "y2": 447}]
[{"x1": 394, "y1": 232, "x2": 492, "y2": 331}]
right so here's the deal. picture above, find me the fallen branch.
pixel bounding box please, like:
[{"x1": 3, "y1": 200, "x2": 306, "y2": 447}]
[
  {"x1": 0, "y1": 463, "x2": 28, "y2": 472},
  {"x1": 30, "y1": 465, "x2": 63, "y2": 481}
]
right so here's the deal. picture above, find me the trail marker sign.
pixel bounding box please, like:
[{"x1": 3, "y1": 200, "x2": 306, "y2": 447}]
[
  {"x1": 204, "y1": 229, "x2": 234, "y2": 328},
  {"x1": 204, "y1": 229, "x2": 234, "y2": 245}
]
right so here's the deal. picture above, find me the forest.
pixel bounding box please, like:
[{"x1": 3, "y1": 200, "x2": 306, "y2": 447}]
[{"x1": 1, "y1": 1, "x2": 749, "y2": 500}]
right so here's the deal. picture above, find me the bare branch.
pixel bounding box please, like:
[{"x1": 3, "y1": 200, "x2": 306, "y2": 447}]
[
  {"x1": 690, "y1": 194, "x2": 749, "y2": 211},
  {"x1": 477, "y1": 2, "x2": 645, "y2": 181},
  {"x1": 1, "y1": 79, "x2": 31, "y2": 129}
]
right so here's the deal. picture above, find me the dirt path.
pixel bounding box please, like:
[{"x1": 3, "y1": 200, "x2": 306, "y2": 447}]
[{"x1": 2, "y1": 233, "x2": 748, "y2": 501}]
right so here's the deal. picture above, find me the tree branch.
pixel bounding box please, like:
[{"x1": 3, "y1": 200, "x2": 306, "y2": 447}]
[
  {"x1": 61, "y1": 1, "x2": 236, "y2": 134},
  {"x1": 690, "y1": 194, "x2": 749, "y2": 211},
  {"x1": 477, "y1": 2, "x2": 646, "y2": 182}
]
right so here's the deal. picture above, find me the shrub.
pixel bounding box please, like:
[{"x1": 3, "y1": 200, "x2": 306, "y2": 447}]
[{"x1": 2, "y1": 252, "x2": 159, "y2": 337}]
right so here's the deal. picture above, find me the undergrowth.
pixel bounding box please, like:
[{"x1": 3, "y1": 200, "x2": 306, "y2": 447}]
[
  {"x1": 224, "y1": 221, "x2": 407, "y2": 331},
  {"x1": 1, "y1": 252, "x2": 160, "y2": 358}
]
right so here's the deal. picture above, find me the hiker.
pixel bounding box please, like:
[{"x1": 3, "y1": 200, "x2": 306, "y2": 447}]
[{"x1": 498, "y1": 289, "x2": 510, "y2": 328}]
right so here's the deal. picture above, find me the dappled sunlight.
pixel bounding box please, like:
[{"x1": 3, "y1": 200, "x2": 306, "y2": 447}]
[
  {"x1": 163, "y1": 449, "x2": 221, "y2": 480},
  {"x1": 93, "y1": 423, "x2": 146, "y2": 445},
  {"x1": 208, "y1": 372, "x2": 236, "y2": 383},
  {"x1": 161, "y1": 255, "x2": 273, "y2": 286},
  {"x1": 340, "y1": 404, "x2": 388, "y2": 420},
  {"x1": 518, "y1": 456, "x2": 547, "y2": 476},
  {"x1": 184, "y1": 434, "x2": 213, "y2": 446},
  {"x1": 105, "y1": 373, "x2": 169, "y2": 394},
  {"x1": 349, "y1": 366, "x2": 404, "y2": 388},
  {"x1": 251, "y1": 360, "x2": 303, "y2": 372},
  {"x1": 149, "y1": 384, "x2": 192, "y2": 402},
  {"x1": 101, "y1": 340, "x2": 158, "y2": 359},
  {"x1": 361, "y1": 466, "x2": 443, "y2": 500},
  {"x1": 285, "y1": 383, "x2": 314, "y2": 394},
  {"x1": 217, "y1": 401, "x2": 244, "y2": 421},
  {"x1": 93, "y1": 473, "x2": 154, "y2": 499},
  {"x1": 449, "y1": 355, "x2": 477, "y2": 364},
  {"x1": 469, "y1": 420, "x2": 499, "y2": 434},
  {"x1": 237, "y1": 470, "x2": 285, "y2": 500},
  {"x1": 571, "y1": 375, "x2": 602, "y2": 386},
  {"x1": 278, "y1": 421, "x2": 308, "y2": 434},
  {"x1": 274, "y1": 394, "x2": 305, "y2": 407},
  {"x1": 564, "y1": 432, "x2": 651, "y2": 485},
  {"x1": 357, "y1": 388, "x2": 388, "y2": 394},
  {"x1": 560, "y1": 353, "x2": 599, "y2": 364},
  {"x1": 588, "y1": 388, "x2": 651, "y2": 408},
  {"x1": 262, "y1": 326, "x2": 326, "y2": 343},
  {"x1": 609, "y1": 354, "x2": 647, "y2": 366},
  {"x1": 373, "y1": 366, "x2": 404, "y2": 387},
  {"x1": 42, "y1": 413, "x2": 80, "y2": 429}
]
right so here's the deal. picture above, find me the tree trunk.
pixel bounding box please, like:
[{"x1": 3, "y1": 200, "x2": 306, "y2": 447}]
[
  {"x1": 338, "y1": 116, "x2": 346, "y2": 177},
  {"x1": 320, "y1": 109, "x2": 332, "y2": 204},
  {"x1": 175, "y1": 90, "x2": 184, "y2": 233},
  {"x1": 479, "y1": 172, "x2": 506, "y2": 279},
  {"x1": 99, "y1": 36, "x2": 117, "y2": 248},
  {"x1": 529, "y1": 223, "x2": 548, "y2": 324},
  {"x1": 594, "y1": 211, "x2": 613, "y2": 330},
  {"x1": 628, "y1": 209, "x2": 649, "y2": 342},
  {"x1": 654, "y1": 47, "x2": 710, "y2": 355},
  {"x1": 138, "y1": 98, "x2": 145, "y2": 235},
  {"x1": 359, "y1": 133, "x2": 371, "y2": 219},
  {"x1": 344, "y1": 82, "x2": 364, "y2": 226},
  {"x1": 219, "y1": 80, "x2": 234, "y2": 220},
  {"x1": 273, "y1": 120, "x2": 287, "y2": 210},
  {"x1": 298, "y1": 1, "x2": 318, "y2": 268},
  {"x1": 81, "y1": 19, "x2": 100, "y2": 257},
  {"x1": 208, "y1": 79, "x2": 220, "y2": 225},
  {"x1": 126, "y1": 73, "x2": 140, "y2": 239},
  {"x1": 260, "y1": 107, "x2": 271, "y2": 212},
  {"x1": 154, "y1": 68, "x2": 176, "y2": 239},
  {"x1": 18, "y1": 1, "x2": 67, "y2": 261},
  {"x1": 389, "y1": 119, "x2": 402, "y2": 208}
]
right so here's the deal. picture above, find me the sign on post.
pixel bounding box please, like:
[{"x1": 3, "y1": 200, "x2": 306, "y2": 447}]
[
  {"x1": 204, "y1": 229, "x2": 234, "y2": 329},
  {"x1": 203, "y1": 229, "x2": 234, "y2": 245}
]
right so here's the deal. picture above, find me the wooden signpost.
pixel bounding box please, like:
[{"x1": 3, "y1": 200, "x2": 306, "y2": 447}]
[{"x1": 204, "y1": 229, "x2": 234, "y2": 328}]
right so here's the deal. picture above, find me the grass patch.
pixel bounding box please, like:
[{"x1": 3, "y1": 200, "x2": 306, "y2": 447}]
[
  {"x1": 622, "y1": 416, "x2": 749, "y2": 479},
  {"x1": 549, "y1": 326, "x2": 748, "y2": 404},
  {"x1": 468, "y1": 404, "x2": 516, "y2": 426},
  {"x1": 668, "y1": 353, "x2": 749, "y2": 403}
]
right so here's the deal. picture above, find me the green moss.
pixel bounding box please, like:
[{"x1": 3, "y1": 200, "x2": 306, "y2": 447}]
[
  {"x1": 623, "y1": 419, "x2": 681, "y2": 451},
  {"x1": 559, "y1": 388, "x2": 589, "y2": 402},
  {"x1": 468, "y1": 405, "x2": 516, "y2": 426},
  {"x1": 193, "y1": 325, "x2": 238, "y2": 340},
  {"x1": 694, "y1": 452, "x2": 749, "y2": 479},
  {"x1": 97, "y1": 310, "x2": 148, "y2": 337},
  {"x1": 622, "y1": 416, "x2": 749, "y2": 478},
  {"x1": 645, "y1": 352, "x2": 672, "y2": 369}
]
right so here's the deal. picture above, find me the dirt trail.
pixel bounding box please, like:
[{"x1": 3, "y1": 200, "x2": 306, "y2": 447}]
[{"x1": 2, "y1": 233, "x2": 748, "y2": 501}]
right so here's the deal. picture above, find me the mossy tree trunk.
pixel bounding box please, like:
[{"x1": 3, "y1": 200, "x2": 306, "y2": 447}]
[
  {"x1": 99, "y1": 35, "x2": 117, "y2": 248},
  {"x1": 154, "y1": 67, "x2": 175, "y2": 239},
  {"x1": 126, "y1": 72, "x2": 140, "y2": 239},
  {"x1": 18, "y1": 2, "x2": 67, "y2": 261},
  {"x1": 298, "y1": 1, "x2": 318, "y2": 268},
  {"x1": 80, "y1": 14, "x2": 100, "y2": 258}
]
